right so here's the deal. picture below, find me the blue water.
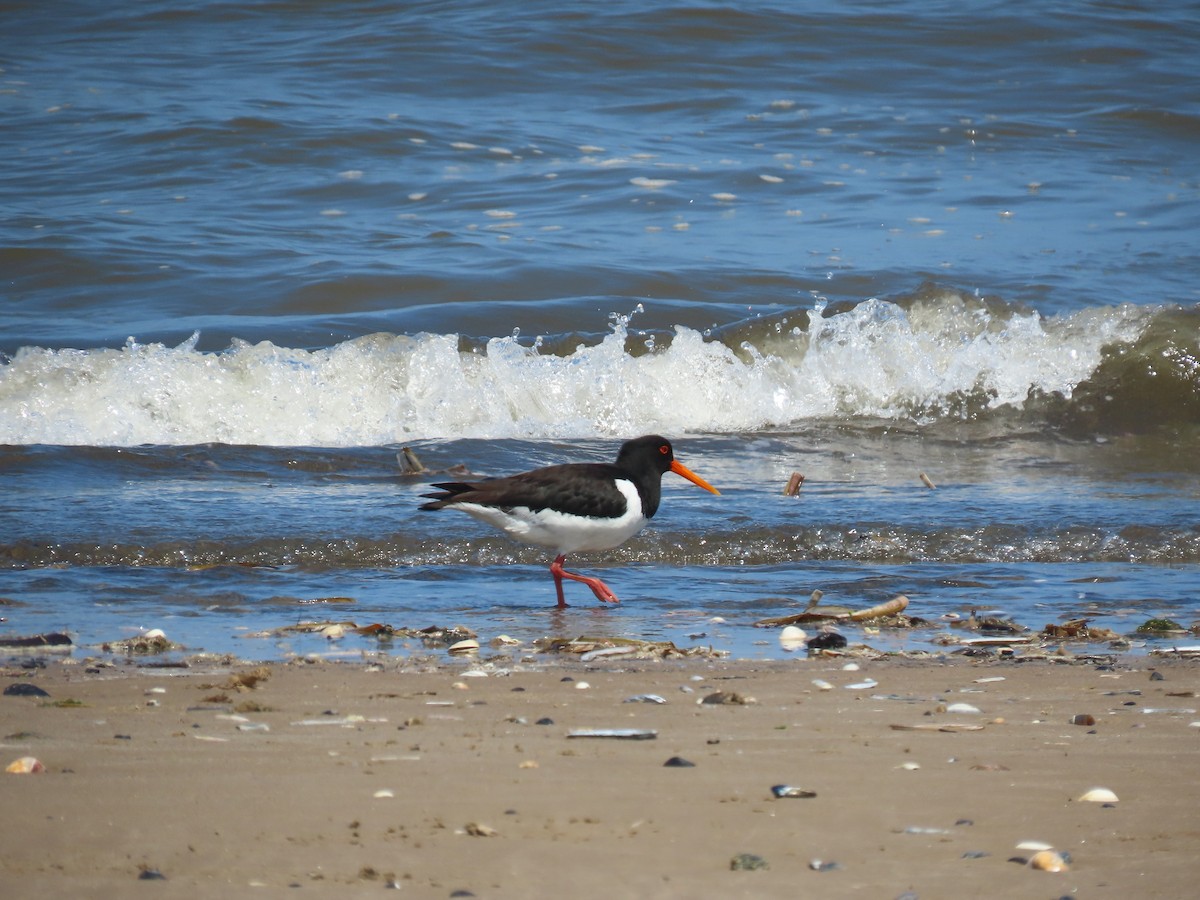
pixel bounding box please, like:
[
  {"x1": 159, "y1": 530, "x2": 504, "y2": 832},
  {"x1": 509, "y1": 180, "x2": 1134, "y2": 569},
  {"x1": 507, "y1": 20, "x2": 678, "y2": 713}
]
[{"x1": 2, "y1": 1, "x2": 1198, "y2": 660}]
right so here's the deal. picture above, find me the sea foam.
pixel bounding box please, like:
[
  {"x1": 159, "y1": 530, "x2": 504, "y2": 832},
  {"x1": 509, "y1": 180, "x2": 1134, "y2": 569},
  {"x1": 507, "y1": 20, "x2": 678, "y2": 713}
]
[{"x1": 0, "y1": 297, "x2": 1159, "y2": 447}]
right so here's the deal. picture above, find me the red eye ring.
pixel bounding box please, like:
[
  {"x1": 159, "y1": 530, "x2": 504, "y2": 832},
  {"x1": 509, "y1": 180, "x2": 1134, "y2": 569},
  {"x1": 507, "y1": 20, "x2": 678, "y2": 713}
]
[{"x1": 659, "y1": 445, "x2": 669, "y2": 455}]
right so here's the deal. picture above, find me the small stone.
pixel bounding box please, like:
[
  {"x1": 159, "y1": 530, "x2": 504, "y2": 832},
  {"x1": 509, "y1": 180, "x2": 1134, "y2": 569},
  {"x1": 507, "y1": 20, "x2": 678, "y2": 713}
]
[
  {"x1": 1070, "y1": 714, "x2": 1096, "y2": 726},
  {"x1": 3, "y1": 683, "x2": 49, "y2": 698},
  {"x1": 663, "y1": 756, "x2": 695, "y2": 768}
]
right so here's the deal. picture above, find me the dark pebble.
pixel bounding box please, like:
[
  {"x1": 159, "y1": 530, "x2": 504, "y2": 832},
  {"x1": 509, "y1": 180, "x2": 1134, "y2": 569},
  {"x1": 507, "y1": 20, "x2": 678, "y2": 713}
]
[
  {"x1": 114, "y1": 734, "x2": 132, "y2": 740},
  {"x1": 954, "y1": 818, "x2": 974, "y2": 826},
  {"x1": 806, "y1": 632, "x2": 847, "y2": 651},
  {"x1": 3, "y1": 683, "x2": 50, "y2": 698},
  {"x1": 663, "y1": 756, "x2": 696, "y2": 767},
  {"x1": 138, "y1": 868, "x2": 167, "y2": 880},
  {"x1": 449, "y1": 891, "x2": 476, "y2": 898},
  {"x1": 961, "y1": 850, "x2": 990, "y2": 859},
  {"x1": 1150, "y1": 671, "x2": 1165, "y2": 681},
  {"x1": 535, "y1": 717, "x2": 554, "y2": 726}
]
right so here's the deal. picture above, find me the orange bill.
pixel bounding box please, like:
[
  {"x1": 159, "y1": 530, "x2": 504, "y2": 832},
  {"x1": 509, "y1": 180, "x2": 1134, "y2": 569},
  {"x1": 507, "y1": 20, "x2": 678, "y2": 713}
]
[{"x1": 670, "y1": 459, "x2": 721, "y2": 495}]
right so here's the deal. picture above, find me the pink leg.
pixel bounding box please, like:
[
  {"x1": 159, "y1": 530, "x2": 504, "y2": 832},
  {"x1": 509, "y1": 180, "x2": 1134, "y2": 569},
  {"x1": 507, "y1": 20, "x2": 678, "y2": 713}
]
[{"x1": 550, "y1": 554, "x2": 619, "y2": 607}]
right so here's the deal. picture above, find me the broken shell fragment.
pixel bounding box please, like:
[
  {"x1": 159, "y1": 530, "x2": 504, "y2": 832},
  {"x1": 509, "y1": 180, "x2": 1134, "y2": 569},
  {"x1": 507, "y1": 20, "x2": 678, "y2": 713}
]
[
  {"x1": 1078, "y1": 787, "x2": 1119, "y2": 803},
  {"x1": 447, "y1": 638, "x2": 480, "y2": 654},
  {"x1": 5, "y1": 756, "x2": 45, "y2": 774},
  {"x1": 1028, "y1": 849, "x2": 1070, "y2": 872},
  {"x1": 699, "y1": 690, "x2": 753, "y2": 705},
  {"x1": 566, "y1": 728, "x2": 657, "y2": 740},
  {"x1": 770, "y1": 784, "x2": 817, "y2": 799},
  {"x1": 1071, "y1": 714, "x2": 1096, "y2": 726}
]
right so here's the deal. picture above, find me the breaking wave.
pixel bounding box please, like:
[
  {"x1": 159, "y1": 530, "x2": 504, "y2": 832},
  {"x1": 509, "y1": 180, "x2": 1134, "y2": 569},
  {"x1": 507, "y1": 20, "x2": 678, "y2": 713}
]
[{"x1": 2, "y1": 286, "x2": 1196, "y2": 446}]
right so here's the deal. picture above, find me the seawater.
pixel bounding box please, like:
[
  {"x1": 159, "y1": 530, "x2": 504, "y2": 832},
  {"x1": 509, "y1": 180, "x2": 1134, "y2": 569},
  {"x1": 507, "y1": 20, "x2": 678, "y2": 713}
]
[{"x1": 1, "y1": 1, "x2": 1197, "y2": 660}]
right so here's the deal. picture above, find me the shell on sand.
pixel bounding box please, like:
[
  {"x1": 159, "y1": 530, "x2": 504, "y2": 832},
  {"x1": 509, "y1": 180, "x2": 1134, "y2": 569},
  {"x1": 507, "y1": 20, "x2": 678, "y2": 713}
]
[
  {"x1": 1078, "y1": 787, "x2": 1119, "y2": 803},
  {"x1": 5, "y1": 756, "x2": 45, "y2": 774},
  {"x1": 1029, "y1": 850, "x2": 1070, "y2": 872}
]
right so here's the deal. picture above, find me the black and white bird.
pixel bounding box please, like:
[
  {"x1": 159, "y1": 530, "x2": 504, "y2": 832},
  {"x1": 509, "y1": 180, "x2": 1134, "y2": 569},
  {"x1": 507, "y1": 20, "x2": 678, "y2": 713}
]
[{"x1": 419, "y1": 435, "x2": 720, "y2": 607}]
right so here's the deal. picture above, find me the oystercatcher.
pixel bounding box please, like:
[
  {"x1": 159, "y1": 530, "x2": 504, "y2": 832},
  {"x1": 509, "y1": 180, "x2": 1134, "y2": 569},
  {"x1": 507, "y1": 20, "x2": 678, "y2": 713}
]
[{"x1": 419, "y1": 435, "x2": 720, "y2": 607}]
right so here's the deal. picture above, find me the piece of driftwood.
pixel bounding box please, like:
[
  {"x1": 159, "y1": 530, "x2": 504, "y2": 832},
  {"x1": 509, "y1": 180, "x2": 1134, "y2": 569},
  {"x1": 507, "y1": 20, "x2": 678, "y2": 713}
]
[{"x1": 754, "y1": 594, "x2": 909, "y2": 628}]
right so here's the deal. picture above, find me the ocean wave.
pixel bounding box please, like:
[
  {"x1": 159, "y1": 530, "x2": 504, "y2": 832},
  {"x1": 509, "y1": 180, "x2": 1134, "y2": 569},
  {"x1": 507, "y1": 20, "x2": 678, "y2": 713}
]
[{"x1": 1, "y1": 287, "x2": 1195, "y2": 446}]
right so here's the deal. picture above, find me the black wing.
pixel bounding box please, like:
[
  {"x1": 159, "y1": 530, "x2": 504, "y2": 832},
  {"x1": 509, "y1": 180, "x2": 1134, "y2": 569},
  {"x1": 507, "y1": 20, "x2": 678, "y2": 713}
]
[{"x1": 419, "y1": 463, "x2": 630, "y2": 518}]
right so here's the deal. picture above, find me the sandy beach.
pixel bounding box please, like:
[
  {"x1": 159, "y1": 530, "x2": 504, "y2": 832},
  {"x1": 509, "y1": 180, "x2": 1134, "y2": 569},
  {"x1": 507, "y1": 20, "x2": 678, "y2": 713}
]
[{"x1": 2, "y1": 651, "x2": 1198, "y2": 899}]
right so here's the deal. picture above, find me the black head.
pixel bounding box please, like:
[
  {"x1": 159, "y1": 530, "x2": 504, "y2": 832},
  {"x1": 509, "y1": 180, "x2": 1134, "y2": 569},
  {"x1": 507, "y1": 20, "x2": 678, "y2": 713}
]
[
  {"x1": 614, "y1": 435, "x2": 720, "y2": 496},
  {"x1": 615, "y1": 434, "x2": 676, "y2": 475}
]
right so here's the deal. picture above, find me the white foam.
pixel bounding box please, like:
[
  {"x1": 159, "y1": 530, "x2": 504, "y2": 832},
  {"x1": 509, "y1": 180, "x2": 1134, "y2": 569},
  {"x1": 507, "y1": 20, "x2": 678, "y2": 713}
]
[{"x1": 0, "y1": 300, "x2": 1153, "y2": 447}]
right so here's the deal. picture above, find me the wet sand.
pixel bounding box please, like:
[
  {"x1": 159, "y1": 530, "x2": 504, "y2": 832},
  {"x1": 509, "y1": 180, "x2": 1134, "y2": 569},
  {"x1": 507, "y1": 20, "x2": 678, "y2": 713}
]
[{"x1": 2, "y1": 653, "x2": 1197, "y2": 898}]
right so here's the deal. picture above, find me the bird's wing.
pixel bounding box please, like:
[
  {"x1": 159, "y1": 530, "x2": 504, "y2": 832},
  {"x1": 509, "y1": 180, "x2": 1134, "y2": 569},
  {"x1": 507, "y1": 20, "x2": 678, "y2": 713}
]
[{"x1": 420, "y1": 464, "x2": 630, "y2": 518}]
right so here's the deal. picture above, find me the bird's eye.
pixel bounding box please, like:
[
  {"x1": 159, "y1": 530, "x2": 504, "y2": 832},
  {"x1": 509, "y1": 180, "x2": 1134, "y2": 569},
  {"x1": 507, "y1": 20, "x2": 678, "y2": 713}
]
[{"x1": 659, "y1": 444, "x2": 669, "y2": 455}]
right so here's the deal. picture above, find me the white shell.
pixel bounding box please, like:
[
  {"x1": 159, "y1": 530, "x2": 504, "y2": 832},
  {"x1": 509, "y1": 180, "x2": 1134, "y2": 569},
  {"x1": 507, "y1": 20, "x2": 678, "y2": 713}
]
[
  {"x1": 1078, "y1": 787, "x2": 1119, "y2": 803},
  {"x1": 945, "y1": 702, "x2": 981, "y2": 714},
  {"x1": 447, "y1": 638, "x2": 480, "y2": 653},
  {"x1": 779, "y1": 625, "x2": 807, "y2": 642},
  {"x1": 1016, "y1": 840, "x2": 1054, "y2": 851}
]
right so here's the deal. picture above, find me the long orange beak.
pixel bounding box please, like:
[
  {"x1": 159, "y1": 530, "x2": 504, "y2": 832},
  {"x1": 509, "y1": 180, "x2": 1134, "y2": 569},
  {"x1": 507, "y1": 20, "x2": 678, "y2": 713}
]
[{"x1": 670, "y1": 459, "x2": 721, "y2": 495}]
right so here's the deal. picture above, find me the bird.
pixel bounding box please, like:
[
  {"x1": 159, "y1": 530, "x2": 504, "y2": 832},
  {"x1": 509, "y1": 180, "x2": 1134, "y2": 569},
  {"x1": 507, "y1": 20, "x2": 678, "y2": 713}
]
[{"x1": 419, "y1": 435, "x2": 720, "y2": 607}]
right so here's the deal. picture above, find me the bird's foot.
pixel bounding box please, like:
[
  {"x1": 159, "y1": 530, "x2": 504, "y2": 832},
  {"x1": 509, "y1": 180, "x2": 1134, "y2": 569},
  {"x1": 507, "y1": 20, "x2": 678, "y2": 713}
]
[{"x1": 588, "y1": 581, "x2": 620, "y2": 604}]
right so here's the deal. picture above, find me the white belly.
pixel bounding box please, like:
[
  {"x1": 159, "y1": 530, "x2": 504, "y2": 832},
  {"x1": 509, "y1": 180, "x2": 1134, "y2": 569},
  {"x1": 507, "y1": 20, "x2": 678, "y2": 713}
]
[{"x1": 457, "y1": 480, "x2": 648, "y2": 554}]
